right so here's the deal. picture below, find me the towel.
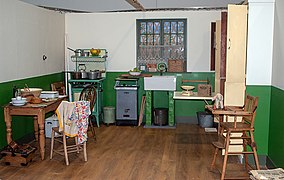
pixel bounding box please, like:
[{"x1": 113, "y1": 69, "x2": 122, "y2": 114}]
[
  {"x1": 56, "y1": 101, "x2": 91, "y2": 143},
  {"x1": 56, "y1": 101, "x2": 77, "y2": 137}
]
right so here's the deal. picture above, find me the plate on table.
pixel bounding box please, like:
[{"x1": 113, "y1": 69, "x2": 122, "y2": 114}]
[{"x1": 11, "y1": 102, "x2": 26, "y2": 106}]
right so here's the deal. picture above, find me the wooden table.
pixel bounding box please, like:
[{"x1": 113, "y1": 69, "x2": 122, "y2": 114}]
[
  {"x1": 173, "y1": 91, "x2": 214, "y2": 100},
  {"x1": 4, "y1": 97, "x2": 66, "y2": 160}
]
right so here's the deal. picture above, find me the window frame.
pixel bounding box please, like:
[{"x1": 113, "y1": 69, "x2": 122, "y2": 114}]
[{"x1": 136, "y1": 18, "x2": 187, "y2": 72}]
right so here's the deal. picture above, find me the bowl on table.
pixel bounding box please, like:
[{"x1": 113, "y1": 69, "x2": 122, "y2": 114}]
[
  {"x1": 181, "y1": 85, "x2": 195, "y2": 91},
  {"x1": 11, "y1": 97, "x2": 27, "y2": 106},
  {"x1": 129, "y1": 71, "x2": 141, "y2": 76}
]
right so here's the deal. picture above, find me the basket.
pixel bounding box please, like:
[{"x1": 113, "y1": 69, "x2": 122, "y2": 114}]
[
  {"x1": 197, "y1": 84, "x2": 212, "y2": 97},
  {"x1": 168, "y1": 59, "x2": 184, "y2": 72},
  {"x1": 21, "y1": 88, "x2": 43, "y2": 102}
]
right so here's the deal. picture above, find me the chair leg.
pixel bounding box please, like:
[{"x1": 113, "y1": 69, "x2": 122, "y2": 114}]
[
  {"x1": 50, "y1": 129, "x2": 55, "y2": 159},
  {"x1": 250, "y1": 131, "x2": 260, "y2": 170},
  {"x1": 221, "y1": 131, "x2": 231, "y2": 180},
  {"x1": 83, "y1": 142, "x2": 87, "y2": 162},
  {"x1": 89, "y1": 116, "x2": 96, "y2": 140},
  {"x1": 63, "y1": 134, "x2": 69, "y2": 166},
  {"x1": 243, "y1": 131, "x2": 249, "y2": 170},
  {"x1": 75, "y1": 137, "x2": 80, "y2": 153},
  {"x1": 211, "y1": 147, "x2": 219, "y2": 171}
]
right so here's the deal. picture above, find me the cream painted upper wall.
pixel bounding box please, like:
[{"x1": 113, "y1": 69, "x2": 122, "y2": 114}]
[
  {"x1": 272, "y1": 0, "x2": 284, "y2": 90},
  {"x1": 65, "y1": 10, "x2": 221, "y2": 72},
  {"x1": 246, "y1": 0, "x2": 275, "y2": 85},
  {"x1": 0, "y1": 0, "x2": 65, "y2": 83}
]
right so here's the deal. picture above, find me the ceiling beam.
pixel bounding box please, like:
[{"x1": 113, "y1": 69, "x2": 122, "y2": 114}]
[{"x1": 125, "y1": 0, "x2": 145, "y2": 11}]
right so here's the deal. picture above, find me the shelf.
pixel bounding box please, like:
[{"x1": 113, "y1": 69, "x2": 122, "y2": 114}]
[
  {"x1": 68, "y1": 78, "x2": 105, "y2": 83},
  {"x1": 71, "y1": 57, "x2": 106, "y2": 62},
  {"x1": 71, "y1": 48, "x2": 107, "y2": 62}
]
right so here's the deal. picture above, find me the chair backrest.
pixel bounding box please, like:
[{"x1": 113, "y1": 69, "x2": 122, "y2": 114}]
[
  {"x1": 51, "y1": 81, "x2": 66, "y2": 95},
  {"x1": 79, "y1": 85, "x2": 97, "y2": 112},
  {"x1": 243, "y1": 94, "x2": 259, "y2": 127}
]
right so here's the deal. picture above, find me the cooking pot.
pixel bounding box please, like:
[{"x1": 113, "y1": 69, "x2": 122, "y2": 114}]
[
  {"x1": 78, "y1": 64, "x2": 88, "y2": 79},
  {"x1": 71, "y1": 71, "x2": 81, "y2": 79},
  {"x1": 96, "y1": 70, "x2": 102, "y2": 79},
  {"x1": 88, "y1": 70, "x2": 99, "y2": 80}
]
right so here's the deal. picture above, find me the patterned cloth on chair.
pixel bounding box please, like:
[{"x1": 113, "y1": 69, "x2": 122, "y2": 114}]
[{"x1": 56, "y1": 101, "x2": 90, "y2": 144}]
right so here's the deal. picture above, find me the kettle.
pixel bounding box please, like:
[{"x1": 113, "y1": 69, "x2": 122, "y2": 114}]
[{"x1": 78, "y1": 64, "x2": 88, "y2": 79}]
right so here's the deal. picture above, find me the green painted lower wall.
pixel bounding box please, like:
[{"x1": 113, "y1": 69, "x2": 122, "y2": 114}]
[
  {"x1": 247, "y1": 85, "x2": 284, "y2": 168},
  {"x1": 0, "y1": 73, "x2": 64, "y2": 149},
  {"x1": 246, "y1": 86, "x2": 271, "y2": 156},
  {"x1": 268, "y1": 86, "x2": 284, "y2": 167}
]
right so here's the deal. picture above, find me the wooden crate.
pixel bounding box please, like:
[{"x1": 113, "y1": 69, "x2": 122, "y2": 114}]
[
  {"x1": 168, "y1": 59, "x2": 184, "y2": 72},
  {"x1": 198, "y1": 84, "x2": 212, "y2": 97},
  {"x1": 1, "y1": 146, "x2": 36, "y2": 167}
]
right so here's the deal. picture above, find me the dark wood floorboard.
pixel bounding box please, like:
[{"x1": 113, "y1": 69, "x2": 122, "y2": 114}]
[{"x1": 0, "y1": 124, "x2": 248, "y2": 180}]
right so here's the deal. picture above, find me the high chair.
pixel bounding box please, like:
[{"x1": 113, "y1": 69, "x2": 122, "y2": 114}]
[{"x1": 207, "y1": 94, "x2": 260, "y2": 180}]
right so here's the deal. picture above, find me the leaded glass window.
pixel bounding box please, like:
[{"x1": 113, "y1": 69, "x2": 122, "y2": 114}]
[{"x1": 137, "y1": 19, "x2": 187, "y2": 72}]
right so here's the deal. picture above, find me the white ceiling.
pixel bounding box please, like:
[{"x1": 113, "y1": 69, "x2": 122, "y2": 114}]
[{"x1": 19, "y1": 0, "x2": 244, "y2": 12}]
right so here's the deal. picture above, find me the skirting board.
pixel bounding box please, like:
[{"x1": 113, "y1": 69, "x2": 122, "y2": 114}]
[{"x1": 176, "y1": 116, "x2": 198, "y2": 124}]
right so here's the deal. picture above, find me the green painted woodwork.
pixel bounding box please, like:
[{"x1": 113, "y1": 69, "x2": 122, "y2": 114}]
[
  {"x1": 0, "y1": 73, "x2": 64, "y2": 149},
  {"x1": 103, "y1": 72, "x2": 215, "y2": 118},
  {"x1": 145, "y1": 91, "x2": 152, "y2": 126},
  {"x1": 168, "y1": 91, "x2": 174, "y2": 126},
  {"x1": 268, "y1": 86, "x2": 284, "y2": 167},
  {"x1": 246, "y1": 86, "x2": 271, "y2": 155}
]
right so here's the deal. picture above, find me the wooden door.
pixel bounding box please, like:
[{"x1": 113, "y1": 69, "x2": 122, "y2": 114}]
[
  {"x1": 226, "y1": 4, "x2": 248, "y2": 84},
  {"x1": 214, "y1": 20, "x2": 221, "y2": 93}
]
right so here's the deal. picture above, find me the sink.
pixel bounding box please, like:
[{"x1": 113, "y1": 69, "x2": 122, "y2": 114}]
[{"x1": 144, "y1": 76, "x2": 176, "y2": 91}]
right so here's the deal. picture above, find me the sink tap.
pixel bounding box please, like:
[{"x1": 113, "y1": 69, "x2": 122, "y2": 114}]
[{"x1": 159, "y1": 70, "x2": 163, "y2": 76}]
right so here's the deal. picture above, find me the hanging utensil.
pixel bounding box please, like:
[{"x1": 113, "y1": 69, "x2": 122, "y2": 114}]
[
  {"x1": 24, "y1": 84, "x2": 31, "y2": 92},
  {"x1": 67, "y1": 47, "x2": 83, "y2": 57}
]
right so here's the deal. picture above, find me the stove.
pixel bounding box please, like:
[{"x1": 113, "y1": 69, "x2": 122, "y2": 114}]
[{"x1": 114, "y1": 78, "x2": 139, "y2": 126}]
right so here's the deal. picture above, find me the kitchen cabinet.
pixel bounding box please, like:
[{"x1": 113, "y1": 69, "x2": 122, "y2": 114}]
[
  {"x1": 67, "y1": 49, "x2": 108, "y2": 127},
  {"x1": 223, "y1": 4, "x2": 248, "y2": 154}
]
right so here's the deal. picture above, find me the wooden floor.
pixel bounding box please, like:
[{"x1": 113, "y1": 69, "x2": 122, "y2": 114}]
[{"x1": 0, "y1": 124, "x2": 248, "y2": 180}]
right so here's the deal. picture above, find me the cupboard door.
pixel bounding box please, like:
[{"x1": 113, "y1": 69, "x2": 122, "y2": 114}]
[
  {"x1": 224, "y1": 82, "x2": 246, "y2": 106},
  {"x1": 226, "y1": 5, "x2": 248, "y2": 83},
  {"x1": 214, "y1": 20, "x2": 221, "y2": 93}
]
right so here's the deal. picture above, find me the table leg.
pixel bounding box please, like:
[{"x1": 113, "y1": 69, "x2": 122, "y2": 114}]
[
  {"x1": 4, "y1": 107, "x2": 12, "y2": 144},
  {"x1": 38, "y1": 109, "x2": 46, "y2": 160},
  {"x1": 34, "y1": 116, "x2": 39, "y2": 141}
]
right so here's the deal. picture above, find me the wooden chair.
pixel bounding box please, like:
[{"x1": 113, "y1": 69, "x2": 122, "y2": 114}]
[
  {"x1": 207, "y1": 94, "x2": 260, "y2": 180},
  {"x1": 50, "y1": 101, "x2": 90, "y2": 165},
  {"x1": 79, "y1": 85, "x2": 97, "y2": 139},
  {"x1": 51, "y1": 81, "x2": 66, "y2": 95}
]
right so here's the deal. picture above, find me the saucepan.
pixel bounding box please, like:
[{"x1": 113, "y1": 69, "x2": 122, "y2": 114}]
[
  {"x1": 71, "y1": 71, "x2": 81, "y2": 79},
  {"x1": 88, "y1": 70, "x2": 99, "y2": 80}
]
